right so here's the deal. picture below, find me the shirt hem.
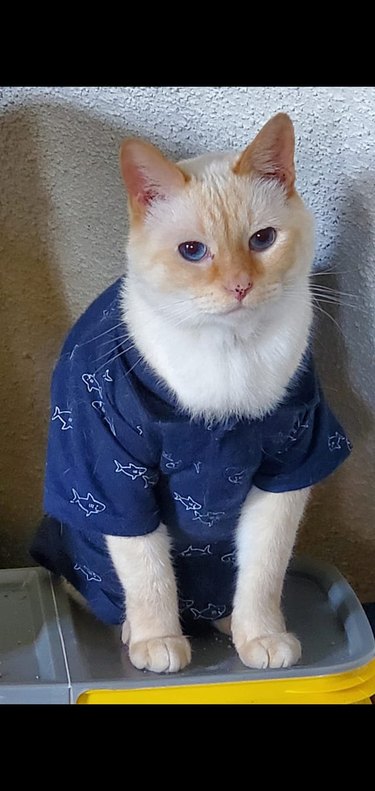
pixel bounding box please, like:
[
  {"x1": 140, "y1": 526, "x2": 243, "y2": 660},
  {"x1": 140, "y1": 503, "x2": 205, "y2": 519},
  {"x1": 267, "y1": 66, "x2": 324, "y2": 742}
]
[
  {"x1": 253, "y1": 448, "x2": 351, "y2": 494},
  {"x1": 43, "y1": 500, "x2": 160, "y2": 538}
]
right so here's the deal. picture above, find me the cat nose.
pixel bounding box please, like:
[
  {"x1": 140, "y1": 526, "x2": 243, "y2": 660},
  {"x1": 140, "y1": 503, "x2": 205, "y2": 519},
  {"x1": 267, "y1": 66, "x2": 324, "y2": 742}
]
[{"x1": 225, "y1": 280, "x2": 253, "y2": 302}]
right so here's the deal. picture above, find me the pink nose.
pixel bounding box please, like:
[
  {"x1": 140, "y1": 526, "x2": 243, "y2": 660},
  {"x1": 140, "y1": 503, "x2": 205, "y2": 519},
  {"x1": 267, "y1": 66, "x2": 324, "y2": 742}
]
[{"x1": 226, "y1": 281, "x2": 253, "y2": 302}]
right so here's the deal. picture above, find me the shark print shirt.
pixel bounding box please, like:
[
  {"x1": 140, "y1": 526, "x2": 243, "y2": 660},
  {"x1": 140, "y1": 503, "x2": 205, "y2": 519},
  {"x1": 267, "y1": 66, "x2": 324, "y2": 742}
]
[{"x1": 31, "y1": 278, "x2": 352, "y2": 625}]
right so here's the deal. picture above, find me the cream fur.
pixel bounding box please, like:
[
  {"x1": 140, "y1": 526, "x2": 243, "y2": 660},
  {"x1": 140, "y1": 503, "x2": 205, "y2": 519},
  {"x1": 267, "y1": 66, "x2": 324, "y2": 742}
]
[
  {"x1": 122, "y1": 153, "x2": 314, "y2": 422},
  {"x1": 106, "y1": 526, "x2": 191, "y2": 673},
  {"x1": 104, "y1": 120, "x2": 315, "y2": 672},
  {"x1": 231, "y1": 485, "x2": 310, "y2": 668},
  {"x1": 123, "y1": 274, "x2": 312, "y2": 422}
]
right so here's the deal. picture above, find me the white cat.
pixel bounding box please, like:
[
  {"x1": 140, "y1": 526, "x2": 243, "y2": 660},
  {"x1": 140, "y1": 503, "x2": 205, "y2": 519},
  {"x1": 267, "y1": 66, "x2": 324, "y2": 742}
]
[
  {"x1": 32, "y1": 113, "x2": 351, "y2": 673},
  {"x1": 107, "y1": 113, "x2": 329, "y2": 672}
]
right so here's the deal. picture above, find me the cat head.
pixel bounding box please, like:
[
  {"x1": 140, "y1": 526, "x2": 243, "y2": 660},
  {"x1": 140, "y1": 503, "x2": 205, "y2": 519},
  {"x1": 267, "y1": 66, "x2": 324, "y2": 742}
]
[{"x1": 119, "y1": 113, "x2": 314, "y2": 329}]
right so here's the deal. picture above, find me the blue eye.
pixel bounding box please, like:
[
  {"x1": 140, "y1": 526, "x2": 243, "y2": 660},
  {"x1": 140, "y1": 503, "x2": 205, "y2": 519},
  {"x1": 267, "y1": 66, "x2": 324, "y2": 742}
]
[
  {"x1": 249, "y1": 227, "x2": 277, "y2": 251},
  {"x1": 178, "y1": 241, "x2": 208, "y2": 262}
]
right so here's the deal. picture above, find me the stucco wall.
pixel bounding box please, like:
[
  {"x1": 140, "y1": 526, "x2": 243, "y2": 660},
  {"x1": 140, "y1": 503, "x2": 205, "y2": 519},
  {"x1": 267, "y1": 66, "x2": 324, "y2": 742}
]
[{"x1": 0, "y1": 86, "x2": 374, "y2": 597}]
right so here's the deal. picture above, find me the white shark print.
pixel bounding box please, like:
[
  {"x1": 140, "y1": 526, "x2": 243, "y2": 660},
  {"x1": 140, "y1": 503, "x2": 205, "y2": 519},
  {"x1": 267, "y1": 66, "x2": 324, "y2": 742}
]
[
  {"x1": 114, "y1": 460, "x2": 158, "y2": 489},
  {"x1": 192, "y1": 511, "x2": 225, "y2": 528},
  {"x1": 221, "y1": 550, "x2": 236, "y2": 565},
  {"x1": 173, "y1": 492, "x2": 202, "y2": 511},
  {"x1": 179, "y1": 545, "x2": 212, "y2": 558},
  {"x1": 91, "y1": 400, "x2": 116, "y2": 436},
  {"x1": 162, "y1": 451, "x2": 182, "y2": 470},
  {"x1": 225, "y1": 467, "x2": 246, "y2": 484},
  {"x1": 73, "y1": 563, "x2": 102, "y2": 582},
  {"x1": 190, "y1": 603, "x2": 226, "y2": 620},
  {"x1": 275, "y1": 416, "x2": 309, "y2": 454},
  {"x1": 101, "y1": 298, "x2": 119, "y2": 321},
  {"x1": 179, "y1": 598, "x2": 194, "y2": 613},
  {"x1": 51, "y1": 406, "x2": 73, "y2": 431},
  {"x1": 328, "y1": 432, "x2": 347, "y2": 451},
  {"x1": 102, "y1": 369, "x2": 113, "y2": 382},
  {"x1": 69, "y1": 344, "x2": 79, "y2": 360},
  {"x1": 82, "y1": 373, "x2": 103, "y2": 398},
  {"x1": 287, "y1": 416, "x2": 309, "y2": 445},
  {"x1": 174, "y1": 493, "x2": 224, "y2": 527},
  {"x1": 114, "y1": 460, "x2": 146, "y2": 479},
  {"x1": 290, "y1": 416, "x2": 309, "y2": 439},
  {"x1": 142, "y1": 471, "x2": 159, "y2": 488},
  {"x1": 106, "y1": 416, "x2": 116, "y2": 436},
  {"x1": 70, "y1": 489, "x2": 106, "y2": 517}
]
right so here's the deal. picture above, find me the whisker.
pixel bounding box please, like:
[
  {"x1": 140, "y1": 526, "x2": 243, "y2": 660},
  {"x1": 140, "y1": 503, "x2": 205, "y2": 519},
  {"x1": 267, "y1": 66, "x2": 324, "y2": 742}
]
[
  {"x1": 126, "y1": 355, "x2": 143, "y2": 376},
  {"x1": 162, "y1": 313, "x2": 195, "y2": 330},
  {"x1": 152, "y1": 303, "x2": 202, "y2": 327},
  {"x1": 97, "y1": 332, "x2": 132, "y2": 350},
  {"x1": 310, "y1": 285, "x2": 360, "y2": 299},
  {"x1": 156, "y1": 300, "x2": 204, "y2": 317},
  {"x1": 311, "y1": 295, "x2": 369, "y2": 314},
  {"x1": 311, "y1": 299, "x2": 345, "y2": 338},
  {"x1": 283, "y1": 288, "x2": 346, "y2": 338},
  {"x1": 92, "y1": 342, "x2": 125, "y2": 365},
  {"x1": 159, "y1": 295, "x2": 203, "y2": 307},
  {"x1": 309, "y1": 270, "x2": 352, "y2": 277},
  {"x1": 286, "y1": 284, "x2": 368, "y2": 315},
  {"x1": 78, "y1": 321, "x2": 124, "y2": 347},
  {"x1": 94, "y1": 343, "x2": 136, "y2": 375}
]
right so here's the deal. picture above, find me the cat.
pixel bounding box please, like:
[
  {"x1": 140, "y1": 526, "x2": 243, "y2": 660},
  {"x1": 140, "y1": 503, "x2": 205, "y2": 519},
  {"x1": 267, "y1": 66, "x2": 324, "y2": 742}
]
[{"x1": 31, "y1": 113, "x2": 351, "y2": 674}]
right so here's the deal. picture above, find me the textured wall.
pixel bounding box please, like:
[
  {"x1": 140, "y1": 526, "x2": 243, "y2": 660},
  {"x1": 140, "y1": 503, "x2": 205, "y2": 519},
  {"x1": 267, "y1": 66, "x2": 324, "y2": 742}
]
[{"x1": 0, "y1": 87, "x2": 374, "y2": 597}]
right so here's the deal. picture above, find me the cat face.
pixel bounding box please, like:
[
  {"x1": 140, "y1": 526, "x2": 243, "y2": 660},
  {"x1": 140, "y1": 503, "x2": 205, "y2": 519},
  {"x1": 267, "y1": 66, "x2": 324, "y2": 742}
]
[{"x1": 120, "y1": 114, "x2": 314, "y2": 329}]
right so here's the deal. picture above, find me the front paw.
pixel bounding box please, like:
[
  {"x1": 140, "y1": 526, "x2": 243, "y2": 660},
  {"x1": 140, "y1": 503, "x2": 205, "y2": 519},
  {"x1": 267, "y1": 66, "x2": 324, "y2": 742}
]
[
  {"x1": 129, "y1": 636, "x2": 192, "y2": 673},
  {"x1": 235, "y1": 632, "x2": 301, "y2": 669}
]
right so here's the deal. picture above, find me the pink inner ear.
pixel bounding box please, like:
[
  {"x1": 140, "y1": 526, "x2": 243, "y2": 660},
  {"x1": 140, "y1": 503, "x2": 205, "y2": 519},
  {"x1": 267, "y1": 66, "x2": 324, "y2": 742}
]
[
  {"x1": 142, "y1": 190, "x2": 158, "y2": 205},
  {"x1": 120, "y1": 140, "x2": 187, "y2": 209},
  {"x1": 123, "y1": 161, "x2": 161, "y2": 206},
  {"x1": 233, "y1": 113, "x2": 295, "y2": 193},
  {"x1": 136, "y1": 181, "x2": 160, "y2": 207},
  {"x1": 258, "y1": 156, "x2": 293, "y2": 186}
]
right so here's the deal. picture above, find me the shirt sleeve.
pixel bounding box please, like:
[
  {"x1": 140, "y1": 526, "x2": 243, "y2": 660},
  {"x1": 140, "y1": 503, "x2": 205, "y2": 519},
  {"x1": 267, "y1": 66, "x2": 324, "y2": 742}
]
[
  {"x1": 44, "y1": 345, "x2": 161, "y2": 537},
  {"x1": 253, "y1": 361, "x2": 352, "y2": 493}
]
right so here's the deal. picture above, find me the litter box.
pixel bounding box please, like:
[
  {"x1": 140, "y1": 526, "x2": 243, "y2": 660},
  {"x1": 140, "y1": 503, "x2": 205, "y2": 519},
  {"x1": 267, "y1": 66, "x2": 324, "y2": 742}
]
[{"x1": 0, "y1": 556, "x2": 374, "y2": 704}]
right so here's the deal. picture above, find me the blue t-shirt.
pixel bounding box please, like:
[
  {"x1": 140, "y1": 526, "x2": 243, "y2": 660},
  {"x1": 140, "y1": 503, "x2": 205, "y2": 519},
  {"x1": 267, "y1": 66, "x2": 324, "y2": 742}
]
[{"x1": 30, "y1": 278, "x2": 351, "y2": 625}]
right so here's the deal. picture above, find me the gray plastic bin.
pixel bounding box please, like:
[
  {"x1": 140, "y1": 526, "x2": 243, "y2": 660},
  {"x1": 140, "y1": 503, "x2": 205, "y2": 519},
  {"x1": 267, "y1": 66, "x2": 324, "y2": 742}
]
[{"x1": 0, "y1": 557, "x2": 374, "y2": 704}]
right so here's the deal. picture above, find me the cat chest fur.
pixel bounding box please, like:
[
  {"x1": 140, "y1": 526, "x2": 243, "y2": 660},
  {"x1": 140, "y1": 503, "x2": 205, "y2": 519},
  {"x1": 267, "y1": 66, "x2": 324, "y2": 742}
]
[{"x1": 124, "y1": 282, "x2": 313, "y2": 422}]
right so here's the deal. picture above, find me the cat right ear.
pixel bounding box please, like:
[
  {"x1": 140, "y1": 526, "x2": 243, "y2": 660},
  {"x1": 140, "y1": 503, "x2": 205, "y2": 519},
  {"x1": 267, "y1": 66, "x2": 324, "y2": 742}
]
[
  {"x1": 233, "y1": 113, "x2": 295, "y2": 195},
  {"x1": 119, "y1": 139, "x2": 188, "y2": 217}
]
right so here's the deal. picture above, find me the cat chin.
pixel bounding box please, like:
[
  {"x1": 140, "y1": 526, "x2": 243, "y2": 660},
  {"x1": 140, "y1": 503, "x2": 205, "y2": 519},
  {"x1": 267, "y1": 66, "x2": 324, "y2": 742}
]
[
  {"x1": 166, "y1": 294, "x2": 282, "y2": 333},
  {"x1": 198, "y1": 305, "x2": 259, "y2": 331}
]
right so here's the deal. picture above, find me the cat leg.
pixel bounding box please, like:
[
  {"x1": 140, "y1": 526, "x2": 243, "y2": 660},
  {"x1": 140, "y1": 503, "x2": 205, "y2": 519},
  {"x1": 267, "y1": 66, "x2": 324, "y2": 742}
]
[
  {"x1": 232, "y1": 485, "x2": 310, "y2": 669},
  {"x1": 212, "y1": 616, "x2": 232, "y2": 636},
  {"x1": 106, "y1": 525, "x2": 191, "y2": 673}
]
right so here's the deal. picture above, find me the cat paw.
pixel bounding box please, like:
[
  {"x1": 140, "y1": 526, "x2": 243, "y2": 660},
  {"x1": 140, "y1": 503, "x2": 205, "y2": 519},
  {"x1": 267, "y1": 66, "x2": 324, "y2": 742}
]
[
  {"x1": 129, "y1": 636, "x2": 192, "y2": 673},
  {"x1": 235, "y1": 632, "x2": 301, "y2": 669}
]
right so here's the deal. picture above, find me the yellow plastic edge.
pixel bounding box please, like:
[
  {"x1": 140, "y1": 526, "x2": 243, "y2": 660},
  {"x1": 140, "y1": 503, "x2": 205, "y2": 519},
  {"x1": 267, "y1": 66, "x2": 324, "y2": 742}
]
[{"x1": 77, "y1": 657, "x2": 375, "y2": 704}]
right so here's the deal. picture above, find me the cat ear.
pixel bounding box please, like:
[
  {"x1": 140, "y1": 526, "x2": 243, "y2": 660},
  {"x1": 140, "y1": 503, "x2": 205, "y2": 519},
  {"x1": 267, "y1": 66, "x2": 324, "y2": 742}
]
[
  {"x1": 120, "y1": 138, "x2": 188, "y2": 215},
  {"x1": 233, "y1": 113, "x2": 295, "y2": 194}
]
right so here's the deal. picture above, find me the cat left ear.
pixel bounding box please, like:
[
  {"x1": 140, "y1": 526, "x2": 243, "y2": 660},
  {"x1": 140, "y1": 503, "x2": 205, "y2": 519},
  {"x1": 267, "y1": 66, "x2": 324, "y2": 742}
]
[
  {"x1": 120, "y1": 138, "x2": 188, "y2": 217},
  {"x1": 233, "y1": 113, "x2": 295, "y2": 195}
]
